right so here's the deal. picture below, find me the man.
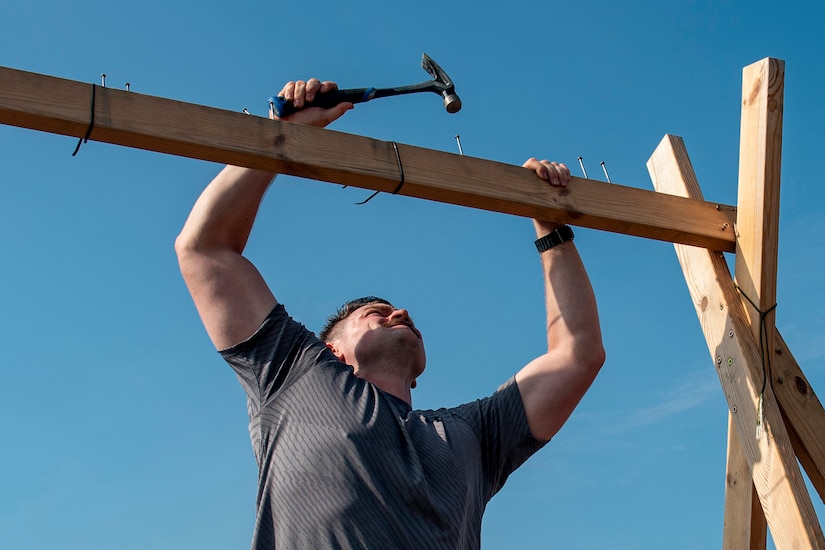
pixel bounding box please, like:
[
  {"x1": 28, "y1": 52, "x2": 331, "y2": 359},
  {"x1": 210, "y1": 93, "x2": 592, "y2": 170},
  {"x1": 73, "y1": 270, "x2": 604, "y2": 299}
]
[{"x1": 175, "y1": 78, "x2": 605, "y2": 549}]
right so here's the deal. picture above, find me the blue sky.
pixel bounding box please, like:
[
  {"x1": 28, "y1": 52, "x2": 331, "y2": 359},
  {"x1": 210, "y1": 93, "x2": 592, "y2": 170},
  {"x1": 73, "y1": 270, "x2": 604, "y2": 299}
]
[{"x1": 2, "y1": 1, "x2": 824, "y2": 548}]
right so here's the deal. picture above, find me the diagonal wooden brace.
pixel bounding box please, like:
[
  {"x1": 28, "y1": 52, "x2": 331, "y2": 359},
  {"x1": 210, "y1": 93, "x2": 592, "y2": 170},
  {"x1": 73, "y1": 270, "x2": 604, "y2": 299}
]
[{"x1": 648, "y1": 134, "x2": 824, "y2": 549}]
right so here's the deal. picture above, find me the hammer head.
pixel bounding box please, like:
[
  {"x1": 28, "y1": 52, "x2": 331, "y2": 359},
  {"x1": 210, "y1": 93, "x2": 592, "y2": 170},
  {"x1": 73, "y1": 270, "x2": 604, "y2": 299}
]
[{"x1": 421, "y1": 53, "x2": 462, "y2": 113}]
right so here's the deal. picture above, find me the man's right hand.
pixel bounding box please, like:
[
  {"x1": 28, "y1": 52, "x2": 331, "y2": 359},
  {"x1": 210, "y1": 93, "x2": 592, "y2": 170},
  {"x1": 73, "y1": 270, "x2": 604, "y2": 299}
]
[{"x1": 273, "y1": 78, "x2": 353, "y2": 128}]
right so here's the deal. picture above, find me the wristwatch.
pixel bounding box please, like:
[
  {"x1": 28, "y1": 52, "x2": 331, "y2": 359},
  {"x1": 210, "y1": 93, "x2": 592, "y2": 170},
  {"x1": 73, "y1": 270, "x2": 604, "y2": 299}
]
[{"x1": 534, "y1": 225, "x2": 575, "y2": 253}]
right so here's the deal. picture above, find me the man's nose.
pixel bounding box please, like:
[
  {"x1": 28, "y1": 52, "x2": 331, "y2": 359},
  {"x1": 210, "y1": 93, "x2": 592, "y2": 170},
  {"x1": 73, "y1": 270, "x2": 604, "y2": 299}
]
[{"x1": 390, "y1": 308, "x2": 410, "y2": 322}]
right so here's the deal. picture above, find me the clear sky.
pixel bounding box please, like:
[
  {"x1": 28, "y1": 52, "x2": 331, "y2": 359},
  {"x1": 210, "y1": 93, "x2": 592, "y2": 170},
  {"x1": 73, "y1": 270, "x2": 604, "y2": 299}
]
[{"x1": 2, "y1": 1, "x2": 824, "y2": 548}]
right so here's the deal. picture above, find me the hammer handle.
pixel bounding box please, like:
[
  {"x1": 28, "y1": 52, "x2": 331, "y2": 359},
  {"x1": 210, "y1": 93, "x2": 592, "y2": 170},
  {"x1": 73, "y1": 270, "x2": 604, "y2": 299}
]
[{"x1": 269, "y1": 87, "x2": 376, "y2": 118}]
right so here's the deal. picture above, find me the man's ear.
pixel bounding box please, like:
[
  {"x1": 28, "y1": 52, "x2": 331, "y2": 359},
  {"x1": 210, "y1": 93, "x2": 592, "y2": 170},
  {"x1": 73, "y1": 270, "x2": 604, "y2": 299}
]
[
  {"x1": 411, "y1": 379, "x2": 417, "y2": 389},
  {"x1": 326, "y1": 342, "x2": 345, "y2": 362}
]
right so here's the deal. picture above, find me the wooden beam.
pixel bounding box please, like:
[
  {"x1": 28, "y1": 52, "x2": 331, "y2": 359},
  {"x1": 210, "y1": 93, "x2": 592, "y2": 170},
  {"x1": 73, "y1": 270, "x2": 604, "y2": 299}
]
[
  {"x1": 650, "y1": 134, "x2": 767, "y2": 547},
  {"x1": 647, "y1": 134, "x2": 824, "y2": 549},
  {"x1": 773, "y1": 332, "x2": 825, "y2": 504},
  {"x1": 724, "y1": 413, "x2": 767, "y2": 549},
  {"x1": 733, "y1": 57, "x2": 825, "y2": 507},
  {"x1": 0, "y1": 65, "x2": 736, "y2": 251},
  {"x1": 728, "y1": 56, "x2": 786, "y2": 550},
  {"x1": 734, "y1": 56, "x2": 783, "y2": 421}
]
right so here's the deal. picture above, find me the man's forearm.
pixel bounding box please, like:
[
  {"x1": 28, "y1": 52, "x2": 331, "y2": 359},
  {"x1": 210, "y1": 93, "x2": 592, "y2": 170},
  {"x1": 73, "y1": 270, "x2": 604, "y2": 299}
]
[
  {"x1": 536, "y1": 238, "x2": 602, "y2": 354},
  {"x1": 176, "y1": 166, "x2": 276, "y2": 254},
  {"x1": 514, "y1": 222, "x2": 604, "y2": 440}
]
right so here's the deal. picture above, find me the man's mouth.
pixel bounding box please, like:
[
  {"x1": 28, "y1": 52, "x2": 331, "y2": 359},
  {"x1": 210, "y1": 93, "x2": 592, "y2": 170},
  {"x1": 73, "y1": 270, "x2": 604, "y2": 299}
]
[{"x1": 389, "y1": 322, "x2": 422, "y2": 340}]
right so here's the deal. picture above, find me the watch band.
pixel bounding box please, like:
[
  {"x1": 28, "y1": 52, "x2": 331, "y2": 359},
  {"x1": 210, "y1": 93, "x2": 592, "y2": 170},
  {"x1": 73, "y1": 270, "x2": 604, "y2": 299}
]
[{"x1": 534, "y1": 225, "x2": 574, "y2": 253}]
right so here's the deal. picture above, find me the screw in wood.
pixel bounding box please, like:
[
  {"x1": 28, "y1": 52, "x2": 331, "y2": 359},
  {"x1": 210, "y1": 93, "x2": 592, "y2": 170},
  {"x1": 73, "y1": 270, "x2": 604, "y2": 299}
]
[
  {"x1": 125, "y1": 82, "x2": 131, "y2": 92},
  {"x1": 101, "y1": 73, "x2": 106, "y2": 87}
]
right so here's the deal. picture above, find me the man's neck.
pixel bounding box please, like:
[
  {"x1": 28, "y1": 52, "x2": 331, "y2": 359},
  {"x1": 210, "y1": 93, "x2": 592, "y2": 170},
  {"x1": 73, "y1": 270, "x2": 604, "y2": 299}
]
[{"x1": 353, "y1": 368, "x2": 413, "y2": 406}]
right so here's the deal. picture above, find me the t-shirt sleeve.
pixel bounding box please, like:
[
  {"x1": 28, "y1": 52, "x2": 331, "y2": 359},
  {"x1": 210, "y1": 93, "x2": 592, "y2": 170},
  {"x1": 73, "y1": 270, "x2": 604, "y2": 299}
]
[
  {"x1": 452, "y1": 377, "x2": 548, "y2": 498},
  {"x1": 219, "y1": 303, "x2": 334, "y2": 408}
]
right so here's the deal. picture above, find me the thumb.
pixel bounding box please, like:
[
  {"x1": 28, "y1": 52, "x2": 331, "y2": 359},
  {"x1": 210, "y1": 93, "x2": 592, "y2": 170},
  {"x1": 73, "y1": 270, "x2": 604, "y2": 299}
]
[{"x1": 323, "y1": 102, "x2": 354, "y2": 125}]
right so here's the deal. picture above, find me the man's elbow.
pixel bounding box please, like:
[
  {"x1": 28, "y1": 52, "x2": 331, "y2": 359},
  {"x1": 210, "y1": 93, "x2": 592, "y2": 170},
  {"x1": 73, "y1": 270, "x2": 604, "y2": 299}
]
[
  {"x1": 576, "y1": 337, "x2": 606, "y2": 377},
  {"x1": 590, "y1": 340, "x2": 606, "y2": 368},
  {"x1": 174, "y1": 230, "x2": 193, "y2": 261},
  {"x1": 174, "y1": 224, "x2": 214, "y2": 260},
  {"x1": 174, "y1": 230, "x2": 195, "y2": 256},
  {"x1": 174, "y1": 230, "x2": 208, "y2": 280}
]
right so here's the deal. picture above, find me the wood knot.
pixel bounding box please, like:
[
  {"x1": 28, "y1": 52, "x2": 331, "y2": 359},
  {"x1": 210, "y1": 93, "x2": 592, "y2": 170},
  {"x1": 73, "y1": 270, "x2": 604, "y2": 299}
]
[{"x1": 794, "y1": 376, "x2": 808, "y2": 395}]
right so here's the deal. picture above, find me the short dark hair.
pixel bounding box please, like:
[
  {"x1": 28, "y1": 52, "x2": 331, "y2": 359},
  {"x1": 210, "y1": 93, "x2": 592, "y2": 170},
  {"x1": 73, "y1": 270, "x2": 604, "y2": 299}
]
[{"x1": 318, "y1": 296, "x2": 393, "y2": 343}]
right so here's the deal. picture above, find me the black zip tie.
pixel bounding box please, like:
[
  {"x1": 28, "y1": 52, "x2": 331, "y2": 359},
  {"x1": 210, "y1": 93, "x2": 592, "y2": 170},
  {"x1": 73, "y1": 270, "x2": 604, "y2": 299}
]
[
  {"x1": 355, "y1": 141, "x2": 405, "y2": 205},
  {"x1": 72, "y1": 83, "x2": 96, "y2": 156}
]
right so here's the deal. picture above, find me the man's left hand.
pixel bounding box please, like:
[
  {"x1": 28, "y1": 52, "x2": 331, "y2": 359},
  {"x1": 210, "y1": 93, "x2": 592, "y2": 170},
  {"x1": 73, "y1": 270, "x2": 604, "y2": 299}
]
[{"x1": 523, "y1": 158, "x2": 571, "y2": 234}]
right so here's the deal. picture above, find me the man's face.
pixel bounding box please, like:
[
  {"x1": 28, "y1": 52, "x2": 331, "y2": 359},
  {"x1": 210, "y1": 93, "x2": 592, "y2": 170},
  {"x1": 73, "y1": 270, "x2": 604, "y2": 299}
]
[{"x1": 335, "y1": 302, "x2": 426, "y2": 378}]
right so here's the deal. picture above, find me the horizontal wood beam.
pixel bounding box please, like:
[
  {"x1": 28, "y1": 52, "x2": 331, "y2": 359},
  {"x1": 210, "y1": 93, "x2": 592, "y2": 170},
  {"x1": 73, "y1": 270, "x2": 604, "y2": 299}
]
[{"x1": 0, "y1": 65, "x2": 736, "y2": 251}]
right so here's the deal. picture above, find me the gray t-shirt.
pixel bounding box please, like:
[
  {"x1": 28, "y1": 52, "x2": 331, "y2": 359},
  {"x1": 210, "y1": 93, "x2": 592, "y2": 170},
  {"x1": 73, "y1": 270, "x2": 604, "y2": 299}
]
[{"x1": 221, "y1": 303, "x2": 546, "y2": 549}]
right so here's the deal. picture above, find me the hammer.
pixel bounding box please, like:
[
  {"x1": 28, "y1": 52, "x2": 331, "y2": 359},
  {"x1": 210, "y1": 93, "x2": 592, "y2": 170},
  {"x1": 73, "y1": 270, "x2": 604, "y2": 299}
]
[{"x1": 269, "y1": 53, "x2": 462, "y2": 117}]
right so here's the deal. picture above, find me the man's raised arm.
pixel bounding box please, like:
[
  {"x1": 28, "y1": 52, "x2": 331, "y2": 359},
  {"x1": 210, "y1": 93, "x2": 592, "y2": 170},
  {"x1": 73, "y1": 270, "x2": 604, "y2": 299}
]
[
  {"x1": 175, "y1": 79, "x2": 352, "y2": 350},
  {"x1": 515, "y1": 158, "x2": 606, "y2": 441}
]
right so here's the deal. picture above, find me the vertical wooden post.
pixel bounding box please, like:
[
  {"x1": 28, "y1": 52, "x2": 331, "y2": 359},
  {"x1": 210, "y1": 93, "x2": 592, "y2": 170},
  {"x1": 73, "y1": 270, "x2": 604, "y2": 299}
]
[
  {"x1": 722, "y1": 56, "x2": 786, "y2": 549},
  {"x1": 734, "y1": 58, "x2": 783, "y2": 360},
  {"x1": 723, "y1": 413, "x2": 767, "y2": 549}
]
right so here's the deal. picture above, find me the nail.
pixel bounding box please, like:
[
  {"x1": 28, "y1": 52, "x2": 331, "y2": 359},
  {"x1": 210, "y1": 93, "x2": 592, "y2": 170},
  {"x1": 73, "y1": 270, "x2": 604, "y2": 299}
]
[
  {"x1": 454, "y1": 135, "x2": 464, "y2": 155},
  {"x1": 600, "y1": 161, "x2": 612, "y2": 183},
  {"x1": 577, "y1": 156, "x2": 588, "y2": 179},
  {"x1": 101, "y1": 73, "x2": 106, "y2": 87}
]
